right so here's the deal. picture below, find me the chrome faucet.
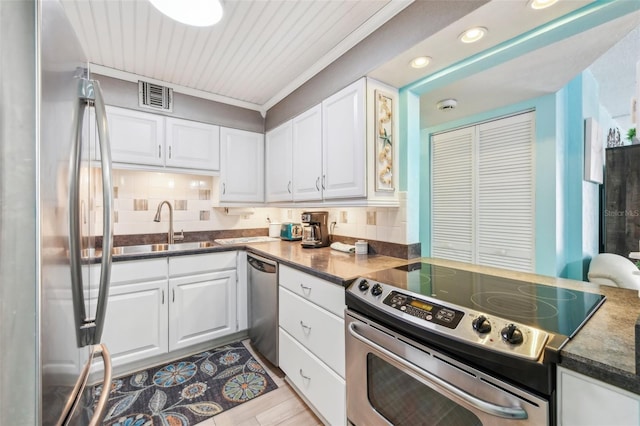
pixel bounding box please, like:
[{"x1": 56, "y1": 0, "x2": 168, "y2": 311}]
[{"x1": 153, "y1": 200, "x2": 184, "y2": 244}]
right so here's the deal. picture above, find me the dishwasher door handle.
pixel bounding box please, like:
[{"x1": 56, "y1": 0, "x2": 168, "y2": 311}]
[{"x1": 248, "y1": 255, "x2": 277, "y2": 274}]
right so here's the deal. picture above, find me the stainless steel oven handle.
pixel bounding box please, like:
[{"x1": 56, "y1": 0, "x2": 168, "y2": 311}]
[{"x1": 348, "y1": 322, "x2": 528, "y2": 420}]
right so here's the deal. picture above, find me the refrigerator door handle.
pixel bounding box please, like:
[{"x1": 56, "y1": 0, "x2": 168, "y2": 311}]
[
  {"x1": 91, "y1": 79, "x2": 114, "y2": 345},
  {"x1": 69, "y1": 75, "x2": 113, "y2": 347},
  {"x1": 57, "y1": 344, "x2": 113, "y2": 426},
  {"x1": 90, "y1": 344, "x2": 113, "y2": 426}
]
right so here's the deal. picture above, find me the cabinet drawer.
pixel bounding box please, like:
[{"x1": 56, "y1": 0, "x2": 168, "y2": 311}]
[
  {"x1": 279, "y1": 328, "x2": 346, "y2": 426},
  {"x1": 169, "y1": 251, "x2": 236, "y2": 277},
  {"x1": 279, "y1": 265, "x2": 345, "y2": 317},
  {"x1": 88, "y1": 258, "x2": 168, "y2": 286},
  {"x1": 279, "y1": 287, "x2": 344, "y2": 377}
]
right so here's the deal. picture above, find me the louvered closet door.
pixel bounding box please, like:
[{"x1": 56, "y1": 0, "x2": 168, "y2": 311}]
[
  {"x1": 431, "y1": 127, "x2": 474, "y2": 262},
  {"x1": 477, "y1": 112, "x2": 535, "y2": 272}
]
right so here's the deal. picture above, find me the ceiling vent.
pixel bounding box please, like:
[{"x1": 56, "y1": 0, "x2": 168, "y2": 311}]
[{"x1": 138, "y1": 81, "x2": 173, "y2": 112}]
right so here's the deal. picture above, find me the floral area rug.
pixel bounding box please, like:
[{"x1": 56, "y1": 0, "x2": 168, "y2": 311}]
[{"x1": 93, "y1": 342, "x2": 278, "y2": 426}]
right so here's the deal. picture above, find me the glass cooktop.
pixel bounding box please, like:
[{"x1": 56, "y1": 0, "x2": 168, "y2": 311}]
[{"x1": 362, "y1": 262, "x2": 605, "y2": 338}]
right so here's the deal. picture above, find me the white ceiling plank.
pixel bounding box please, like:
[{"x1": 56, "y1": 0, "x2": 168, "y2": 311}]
[
  {"x1": 142, "y1": 6, "x2": 164, "y2": 79},
  {"x1": 234, "y1": 1, "x2": 322, "y2": 102},
  {"x1": 105, "y1": 1, "x2": 124, "y2": 71},
  {"x1": 119, "y1": 0, "x2": 136, "y2": 74},
  {"x1": 182, "y1": 1, "x2": 242, "y2": 89},
  {"x1": 150, "y1": 17, "x2": 177, "y2": 82},
  {"x1": 161, "y1": 23, "x2": 188, "y2": 84},
  {"x1": 207, "y1": 0, "x2": 273, "y2": 96},
  {"x1": 133, "y1": 0, "x2": 150, "y2": 76},
  {"x1": 172, "y1": 27, "x2": 206, "y2": 87},
  {"x1": 243, "y1": 1, "x2": 367, "y2": 102},
  {"x1": 198, "y1": 2, "x2": 260, "y2": 95},
  {"x1": 89, "y1": 0, "x2": 114, "y2": 68}
]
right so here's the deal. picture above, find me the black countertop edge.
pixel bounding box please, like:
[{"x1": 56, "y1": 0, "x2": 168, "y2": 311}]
[{"x1": 559, "y1": 353, "x2": 640, "y2": 395}]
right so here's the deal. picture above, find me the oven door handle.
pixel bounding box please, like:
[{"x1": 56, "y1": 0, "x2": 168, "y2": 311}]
[{"x1": 348, "y1": 322, "x2": 529, "y2": 420}]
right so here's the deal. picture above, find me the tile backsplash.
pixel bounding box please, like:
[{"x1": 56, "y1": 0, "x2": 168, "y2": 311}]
[{"x1": 86, "y1": 169, "x2": 408, "y2": 244}]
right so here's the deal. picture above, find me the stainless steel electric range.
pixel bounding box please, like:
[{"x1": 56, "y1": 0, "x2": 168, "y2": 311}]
[{"x1": 345, "y1": 262, "x2": 606, "y2": 426}]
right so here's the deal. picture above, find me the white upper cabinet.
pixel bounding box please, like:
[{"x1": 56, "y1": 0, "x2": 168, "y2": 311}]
[
  {"x1": 105, "y1": 105, "x2": 165, "y2": 166},
  {"x1": 292, "y1": 104, "x2": 323, "y2": 202},
  {"x1": 219, "y1": 127, "x2": 265, "y2": 203},
  {"x1": 101, "y1": 106, "x2": 220, "y2": 173},
  {"x1": 165, "y1": 117, "x2": 220, "y2": 171},
  {"x1": 265, "y1": 120, "x2": 293, "y2": 202},
  {"x1": 322, "y1": 78, "x2": 366, "y2": 199}
]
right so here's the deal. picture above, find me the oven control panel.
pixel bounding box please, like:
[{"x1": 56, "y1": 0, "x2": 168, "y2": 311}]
[
  {"x1": 348, "y1": 277, "x2": 550, "y2": 361},
  {"x1": 383, "y1": 290, "x2": 464, "y2": 329}
]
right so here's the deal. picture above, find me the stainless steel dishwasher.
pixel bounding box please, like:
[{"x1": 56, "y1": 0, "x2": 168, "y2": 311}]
[{"x1": 247, "y1": 253, "x2": 278, "y2": 366}]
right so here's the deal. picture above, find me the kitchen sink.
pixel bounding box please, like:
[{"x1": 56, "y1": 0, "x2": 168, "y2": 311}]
[{"x1": 110, "y1": 241, "x2": 217, "y2": 256}]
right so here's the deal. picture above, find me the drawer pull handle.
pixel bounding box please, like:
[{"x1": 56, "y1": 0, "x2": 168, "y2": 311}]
[
  {"x1": 299, "y1": 369, "x2": 311, "y2": 381},
  {"x1": 300, "y1": 284, "x2": 312, "y2": 295},
  {"x1": 300, "y1": 321, "x2": 312, "y2": 333}
]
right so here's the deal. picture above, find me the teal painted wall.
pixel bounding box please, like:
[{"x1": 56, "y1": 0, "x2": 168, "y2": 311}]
[{"x1": 420, "y1": 95, "x2": 566, "y2": 277}]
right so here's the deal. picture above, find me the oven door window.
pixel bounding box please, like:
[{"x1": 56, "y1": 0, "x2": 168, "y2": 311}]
[{"x1": 367, "y1": 353, "x2": 482, "y2": 425}]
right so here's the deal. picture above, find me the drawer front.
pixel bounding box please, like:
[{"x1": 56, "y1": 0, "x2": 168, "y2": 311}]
[
  {"x1": 169, "y1": 251, "x2": 236, "y2": 277},
  {"x1": 279, "y1": 265, "x2": 345, "y2": 317},
  {"x1": 279, "y1": 328, "x2": 346, "y2": 426},
  {"x1": 279, "y1": 287, "x2": 345, "y2": 377},
  {"x1": 91, "y1": 258, "x2": 168, "y2": 286}
]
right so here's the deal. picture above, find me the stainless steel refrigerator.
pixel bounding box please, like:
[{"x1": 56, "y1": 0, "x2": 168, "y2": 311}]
[{"x1": 41, "y1": 0, "x2": 116, "y2": 422}]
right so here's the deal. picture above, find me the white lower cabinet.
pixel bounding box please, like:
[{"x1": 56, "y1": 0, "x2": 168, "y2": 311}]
[
  {"x1": 557, "y1": 366, "x2": 640, "y2": 426},
  {"x1": 169, "y1": 269, "x2": 236, "y2": 351},
  {"x1": 279, "y1": 329, "x2": 346, "y2": 426},
  {"x1": 278, "y1": 264, "x2": 346, "y2": 425},
  {"x1": 96, "y1": 252, "x2": 241, "y2": 370},
  {"x1": 99, "y1": 258, "x2": 169, "y2": 367}
]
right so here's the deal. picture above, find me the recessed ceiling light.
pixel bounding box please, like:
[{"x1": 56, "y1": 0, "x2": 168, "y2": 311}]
[
  {"x1": 529, "y1": 0, "x2": 559, "y2": 10},
  {"x1": 410, "y1": 56, "x2": 431, "y2": 69},
  {"x1": 459, "y1": 27, "x2": 487, "y2": 44},
  {"x1": 149, "y1": 0, "x2": 223, "y2": 27}
]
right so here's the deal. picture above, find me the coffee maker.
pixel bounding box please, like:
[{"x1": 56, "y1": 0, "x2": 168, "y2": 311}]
[{"x1": 300, "y1": 211, "x2": 330, "y2": 248}]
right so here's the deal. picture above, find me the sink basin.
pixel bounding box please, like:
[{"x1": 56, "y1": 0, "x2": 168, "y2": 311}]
[{"x1": 110, "y1": 241, "x2": 217, "y2": 256}]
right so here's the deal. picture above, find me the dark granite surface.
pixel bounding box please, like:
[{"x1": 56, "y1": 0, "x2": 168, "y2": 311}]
[{"x1": 99, "y1": 240, "x2": 639, "y2": 395}]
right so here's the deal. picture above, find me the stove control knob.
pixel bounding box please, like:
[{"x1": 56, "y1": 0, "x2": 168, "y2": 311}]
[
  {"x1": 472, "y1": 315, "x2": 491, "y2": 334},
  {"x1": 358, "y1": 279, "x2": 370, "y2": 292},
  {"x1": 501, "y1": 324, "x2": 524, "y2": 345},
  {"x1": 371, "y1": 283, "x2": 383, "y2": 297}
]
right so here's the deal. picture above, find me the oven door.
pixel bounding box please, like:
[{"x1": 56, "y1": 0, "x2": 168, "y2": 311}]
[{"x1": 345, "y1": 311, "x2": 549, "y2": 426}]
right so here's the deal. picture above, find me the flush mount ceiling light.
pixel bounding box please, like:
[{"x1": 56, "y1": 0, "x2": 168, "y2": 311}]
[
  {"x1": 410, "y1": 56, "x2": 431, "y2": 69},
  {"x1": 529, "y1": 0, "x2": 559, "y2": 10},
  {"x1": 436, "y1": 99, "x2": 458, "y2": 110},
  {"x1": 459, "y1": 26, "x2": 487, "y2": 43},
  {"x1": 149, "y1": 0, "x2": 223, "y2": 27}
]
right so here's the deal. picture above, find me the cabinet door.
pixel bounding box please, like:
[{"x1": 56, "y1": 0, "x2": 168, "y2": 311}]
[
  {"x1": 105, "y1": 105, "x2": 165, "y2": 166},
  {"x1": 558, "y1": 367, "x2": 640, "y2": 426},
  {"x1": 265, "y1": 121, "x2": 293, "y2": 202},
  {"x1": 165, "y1": 117, "x2": 220, "y2": 171},
  {"x1": 100, "y1": 279, "x2": 169, "y2": 366},
  {"x1": 168, "y1": 270, "x2": 237, "y2": 351},
  {"x1": 293, "y1": 104, "x2": 323, "y2": 201},
  {"x1": 219, "y1": 127, "x2": 264, "y2": 202},
  {"x1": 322, "y1": 79, "x2": 366, "y2": 199}
]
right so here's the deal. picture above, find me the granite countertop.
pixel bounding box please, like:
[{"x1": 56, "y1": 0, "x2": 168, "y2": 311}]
[
  {"x1": 104, "y1": 241, "x2": 639, "y2": 395},
  {"x1": 244, "y1": 240, "x2": 409, "y2": 285}
]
